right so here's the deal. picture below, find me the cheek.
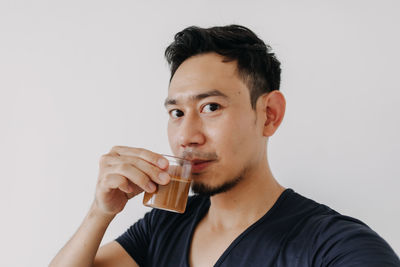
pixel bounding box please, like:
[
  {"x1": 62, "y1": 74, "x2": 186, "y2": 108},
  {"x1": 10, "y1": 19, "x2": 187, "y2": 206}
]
[
  {"x1": 232, "y1": 117, "x2": 260, "y2": 164},
  {"x1": 167, "y1": 122, "x2": 179, "y2": 154},
  {"x1": 209, "y1": 114, "x2": 255, "y2": 158}
]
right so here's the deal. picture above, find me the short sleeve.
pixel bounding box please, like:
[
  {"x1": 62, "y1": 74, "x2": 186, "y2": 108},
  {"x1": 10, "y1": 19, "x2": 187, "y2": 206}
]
[
  {"x1": 115, "y1": 211, "x2": 155, "y2": 266},
  {"x1": 310, "y1": 215, "x2": 400, "y2": 267}
]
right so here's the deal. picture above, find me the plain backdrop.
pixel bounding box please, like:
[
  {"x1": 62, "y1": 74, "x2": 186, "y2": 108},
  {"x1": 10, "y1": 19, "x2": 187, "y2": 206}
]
[{"x1": 1, "y1": 0, "x2": 399, "y2": 266}]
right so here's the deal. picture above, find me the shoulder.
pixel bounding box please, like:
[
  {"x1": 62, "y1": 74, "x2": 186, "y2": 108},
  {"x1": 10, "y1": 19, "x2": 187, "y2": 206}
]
[
  {"x1": 284, "y1": 191, "x2": 400, "y2": 266},
  {"x1": 273, "y1": 189, "x2": 337, "y2": 220},
  {"x1": 307, "y1": 213, "x2": 399, "y2": 265}
]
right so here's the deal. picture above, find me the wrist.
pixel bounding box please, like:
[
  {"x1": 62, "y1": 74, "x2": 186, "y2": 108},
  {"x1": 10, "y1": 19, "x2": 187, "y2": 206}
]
[{"x1": 89, "y1": 201, "x2": 117, "y2": 223}]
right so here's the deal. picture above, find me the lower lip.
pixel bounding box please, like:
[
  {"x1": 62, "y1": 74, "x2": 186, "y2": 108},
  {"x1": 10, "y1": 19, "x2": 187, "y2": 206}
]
[{"x1": 191, "y1": 161, "x2": 214, "y2": 173}]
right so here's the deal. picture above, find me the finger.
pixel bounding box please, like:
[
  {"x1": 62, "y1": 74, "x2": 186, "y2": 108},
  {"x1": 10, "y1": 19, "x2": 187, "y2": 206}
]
[
  {"x1": 105, "y1": 155, "x2": 170, "y2": 185},
  {"x1": 131, "y1": 156, "x2": 170, "y2": 185},
  {"x1": 108, "y1": 164, "x2": 157, "y2": 193},
  {"x1": 101, "y1": 154, "x2": 142, "y2": 166},
  {"x1": 101, "y1": 173, "x2": 133, "y2": 194},
  {"x1": 110, "y1": 146, "x2": 169, "y2": 170}
]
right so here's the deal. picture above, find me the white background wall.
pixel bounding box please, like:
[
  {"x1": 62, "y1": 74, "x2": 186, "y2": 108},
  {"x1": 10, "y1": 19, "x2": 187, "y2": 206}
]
[{"x1": 1, "y1": 0, "x2": 399, "y2": 266}]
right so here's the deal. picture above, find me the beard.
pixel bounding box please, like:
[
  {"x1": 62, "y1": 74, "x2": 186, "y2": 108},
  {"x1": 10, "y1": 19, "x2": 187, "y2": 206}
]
[
  {"x1": 191, "y1": 174, "x2": 243, "y2": 197},
  {"x1": 183, "y1": 149, "x2": 249, "y2": 197}
]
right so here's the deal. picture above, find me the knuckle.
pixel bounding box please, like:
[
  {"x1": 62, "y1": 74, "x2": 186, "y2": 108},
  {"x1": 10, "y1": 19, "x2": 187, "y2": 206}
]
[
  {"x1": 97, "y1": 167, "x2": 108, "y2": 181},
  {"x1": 118, "y1": 163, "x2": 131, "y2": 173},
  {"x1": 103, "y1": 171, "x2": 114, "y2": 181},
  {"x1": 136, "y1": 148, "x2": 146, "y2": 157},
  {"x1": 99, "y1": 175, "x2": 109, "y2": 188},
  {"x1": 153, "y1": 167, "x2": 163, "y2": 179},
  {"x1": 110, "y1": 145, "x2": 122, "y2": 153},
  {"x1": 136, "y1": 172, "x2": 150, "y2": 187},
  {"x1": 99, "y1": 154, "x2": 110, "y2": 165},
  {"x1": 151, "y1": 154, "x2": 160, "y2": 165},
  {"x1": 129, "y1": 155, "x2": 139, "y2": 164},
  {"x1": 137, "y1": 159, "x2": 158, "y2": 178},
  {"x1": 140, "y1": 149, "x2": 157, "y2": 164}
]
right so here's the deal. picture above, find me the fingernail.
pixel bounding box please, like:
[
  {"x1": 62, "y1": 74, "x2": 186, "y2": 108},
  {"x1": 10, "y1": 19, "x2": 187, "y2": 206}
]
[
  {"x1": 158, "y1": 172, "x2": 170, "y2": 183},
  {"x1": 146, "y1": 181, "x2": 157, "y2": 192},
  {"x1": 157, "y1": 158, "x2": 168, "y2": 169}
]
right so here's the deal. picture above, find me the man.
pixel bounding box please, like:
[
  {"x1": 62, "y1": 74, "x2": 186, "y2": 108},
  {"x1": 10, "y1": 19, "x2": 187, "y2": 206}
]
[{"x1": 50, "y1": 25, "x2": 400, "y2": 267}]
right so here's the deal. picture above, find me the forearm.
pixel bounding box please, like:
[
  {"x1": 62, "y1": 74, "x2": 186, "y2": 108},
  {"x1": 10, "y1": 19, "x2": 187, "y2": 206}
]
[{"x1": 49, "y1": 202, "x2": 115, "y2": 267}]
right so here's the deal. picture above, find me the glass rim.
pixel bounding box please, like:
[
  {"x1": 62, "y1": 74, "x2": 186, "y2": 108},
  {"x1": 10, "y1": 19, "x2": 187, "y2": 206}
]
[{"x1": 161, "y1": 154, "x2": 192, "y2": 164}]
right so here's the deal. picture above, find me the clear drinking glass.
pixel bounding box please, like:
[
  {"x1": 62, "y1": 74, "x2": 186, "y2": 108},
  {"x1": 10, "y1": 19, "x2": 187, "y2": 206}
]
[{"x1": 143, "y1": 155, "x2": 192, "y2": 213}]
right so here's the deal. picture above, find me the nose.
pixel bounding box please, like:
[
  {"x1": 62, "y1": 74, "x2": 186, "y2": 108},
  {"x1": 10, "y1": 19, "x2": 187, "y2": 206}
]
[{"x1": 177, "y1": 112, "x2": 206, "y2": 148}]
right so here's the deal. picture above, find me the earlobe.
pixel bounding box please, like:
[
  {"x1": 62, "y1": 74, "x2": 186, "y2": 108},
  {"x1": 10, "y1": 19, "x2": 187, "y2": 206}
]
[{"x1": 262, "y1": 91, "x2": 286, "y2": 137}]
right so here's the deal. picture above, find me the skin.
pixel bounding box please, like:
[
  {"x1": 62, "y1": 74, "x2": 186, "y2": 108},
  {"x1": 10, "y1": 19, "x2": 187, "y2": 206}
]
[
  {"x1": 49, "y1": 52, "x2": 286, "y2": 267},
  {"x1": 167, "y1": 52, "x2": 286, "y2": 266}
]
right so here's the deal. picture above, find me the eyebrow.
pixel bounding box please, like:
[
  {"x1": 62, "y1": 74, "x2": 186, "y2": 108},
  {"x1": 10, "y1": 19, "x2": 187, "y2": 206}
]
[{"x1": 164, "y1": 89, "x2": 228, "y2": 107}]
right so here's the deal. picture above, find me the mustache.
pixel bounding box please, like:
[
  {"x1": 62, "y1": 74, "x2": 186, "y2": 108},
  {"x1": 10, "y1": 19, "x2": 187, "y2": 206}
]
[{"x1": 181, "y1": 149, "x2": 218, "y2": 161}]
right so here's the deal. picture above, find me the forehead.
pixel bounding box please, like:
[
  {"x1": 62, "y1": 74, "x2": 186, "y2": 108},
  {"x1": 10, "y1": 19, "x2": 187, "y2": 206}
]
[{"x1": 167, "y1": 53, "x2": 249, "y2": 102}]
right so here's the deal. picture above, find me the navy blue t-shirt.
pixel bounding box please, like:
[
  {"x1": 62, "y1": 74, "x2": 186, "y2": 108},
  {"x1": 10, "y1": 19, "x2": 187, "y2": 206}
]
[{"x1": 116, "y1": 189, "x2": 400, "y2": 266}]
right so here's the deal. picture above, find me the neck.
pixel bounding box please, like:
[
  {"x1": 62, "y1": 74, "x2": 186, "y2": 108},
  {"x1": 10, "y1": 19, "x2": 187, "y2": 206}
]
[{"x1": 205, "y1": 158, "x2": 285, "y2": 230}]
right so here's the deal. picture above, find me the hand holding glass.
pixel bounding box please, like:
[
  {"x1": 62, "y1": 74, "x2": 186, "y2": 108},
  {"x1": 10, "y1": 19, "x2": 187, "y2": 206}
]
[{"x1": 143, "y1": 155, "x2": 192, "y2": 213}]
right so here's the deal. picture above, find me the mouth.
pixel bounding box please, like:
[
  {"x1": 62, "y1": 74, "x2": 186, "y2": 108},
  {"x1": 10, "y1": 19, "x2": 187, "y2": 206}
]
[{"x1": 190, "y1": 159, "x2": 215, "y2": 173}]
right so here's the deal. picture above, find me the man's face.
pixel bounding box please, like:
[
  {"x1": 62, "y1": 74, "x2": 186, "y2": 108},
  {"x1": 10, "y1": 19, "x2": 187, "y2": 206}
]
[{"x1": 166, "y1": 52, "x2": 267, "y2": 195}]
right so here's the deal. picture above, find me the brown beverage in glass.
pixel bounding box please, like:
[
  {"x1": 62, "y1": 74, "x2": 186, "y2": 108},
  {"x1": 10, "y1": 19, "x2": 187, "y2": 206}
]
[{"x1": 143, "y1": 155, "x2": 192, "y2": 213}]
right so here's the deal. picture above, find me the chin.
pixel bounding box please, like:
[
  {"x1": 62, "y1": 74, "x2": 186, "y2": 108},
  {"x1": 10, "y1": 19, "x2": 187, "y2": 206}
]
[{"x1": 191, "y1": 175, "x2": 243, "y2": 197}]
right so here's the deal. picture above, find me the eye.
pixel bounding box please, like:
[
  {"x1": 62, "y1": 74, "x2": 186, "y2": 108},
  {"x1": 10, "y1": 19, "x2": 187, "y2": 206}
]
[
  {"x1": 202, "y1": 103, "x2": 221, "y2": 113},
  {"x1": 169, "y1": 109, "x2": 184, "y2": 118}
]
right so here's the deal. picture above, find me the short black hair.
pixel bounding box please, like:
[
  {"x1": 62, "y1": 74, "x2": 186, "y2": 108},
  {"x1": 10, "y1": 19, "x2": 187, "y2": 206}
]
[{"x1": 164, "y1": 24, "x2": 281, "y2": 109}]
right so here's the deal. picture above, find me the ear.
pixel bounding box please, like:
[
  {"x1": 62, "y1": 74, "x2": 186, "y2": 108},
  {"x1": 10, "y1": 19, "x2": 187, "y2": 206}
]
[{"x1": 259, "y1": 91, "x2": 286, "y2": 137}]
